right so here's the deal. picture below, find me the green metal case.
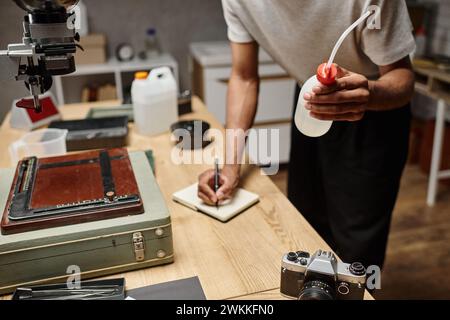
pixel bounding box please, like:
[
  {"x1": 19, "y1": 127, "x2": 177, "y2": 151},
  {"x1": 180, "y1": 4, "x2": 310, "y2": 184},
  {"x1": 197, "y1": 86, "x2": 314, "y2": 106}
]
[{"x1": 0, "y1": 151, "x2": 173, "y2": 294}]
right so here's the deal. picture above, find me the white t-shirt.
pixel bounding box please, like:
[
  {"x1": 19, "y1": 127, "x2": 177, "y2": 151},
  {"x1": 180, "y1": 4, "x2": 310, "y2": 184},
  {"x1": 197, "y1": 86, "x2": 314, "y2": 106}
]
[{"x1": 222, "y1": 0, "x2": 416, "y2": 83}]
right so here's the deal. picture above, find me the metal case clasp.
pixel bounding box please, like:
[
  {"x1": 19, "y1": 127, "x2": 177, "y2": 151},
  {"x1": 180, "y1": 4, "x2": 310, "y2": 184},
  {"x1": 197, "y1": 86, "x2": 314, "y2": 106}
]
[{"x1": 132, "y1": 232, "x2": 145, "y2": 262}]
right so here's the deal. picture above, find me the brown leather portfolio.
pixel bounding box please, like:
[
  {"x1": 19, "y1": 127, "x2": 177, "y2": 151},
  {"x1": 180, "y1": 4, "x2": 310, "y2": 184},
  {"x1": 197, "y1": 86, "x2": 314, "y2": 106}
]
[{"x1": 1, "y1": 148, "x2": 144, "y2": 235}]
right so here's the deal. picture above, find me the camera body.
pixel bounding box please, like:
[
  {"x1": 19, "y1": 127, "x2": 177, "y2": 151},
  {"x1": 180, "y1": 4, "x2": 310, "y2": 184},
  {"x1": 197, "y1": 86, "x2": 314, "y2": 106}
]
[{"x1": 280, "y1": 250, "x2": 366, "y2": 300}]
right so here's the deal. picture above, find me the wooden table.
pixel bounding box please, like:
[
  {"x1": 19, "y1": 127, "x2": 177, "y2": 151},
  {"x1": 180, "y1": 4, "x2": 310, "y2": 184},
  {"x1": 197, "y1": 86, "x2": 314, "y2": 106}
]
[
  {"x1": 414, "y1": 66, "x2": 450, "y2": 206},
  {"x1": 0, "y1": 97, "x2": 372, "y2": 300}
]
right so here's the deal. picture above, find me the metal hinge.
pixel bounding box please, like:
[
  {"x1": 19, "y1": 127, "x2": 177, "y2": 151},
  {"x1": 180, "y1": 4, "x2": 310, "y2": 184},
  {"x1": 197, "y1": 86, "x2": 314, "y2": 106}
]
[{"x1": 132, "y1": 232, "x2": 145, "y2": 262}]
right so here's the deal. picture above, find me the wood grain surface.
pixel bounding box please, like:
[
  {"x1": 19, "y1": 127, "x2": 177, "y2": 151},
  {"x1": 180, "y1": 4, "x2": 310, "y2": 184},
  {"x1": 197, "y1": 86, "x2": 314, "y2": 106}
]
[{"x1": 0, "y1": 98, "x2": 372, "y2": 300}]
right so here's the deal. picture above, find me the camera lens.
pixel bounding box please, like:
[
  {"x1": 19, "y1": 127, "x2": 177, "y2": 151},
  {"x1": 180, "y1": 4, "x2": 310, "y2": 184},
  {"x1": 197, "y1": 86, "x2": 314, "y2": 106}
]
[{"x1": 298, "y1": 280, "x2": 335, "y2": 300}]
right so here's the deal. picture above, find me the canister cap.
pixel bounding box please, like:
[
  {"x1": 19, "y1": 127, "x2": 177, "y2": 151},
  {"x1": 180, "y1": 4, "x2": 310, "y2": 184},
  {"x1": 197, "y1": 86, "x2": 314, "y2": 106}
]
[
  {"x1": 316, "y1": 63, "x2": 337, "y2": 86},
  {"x1": 135, "y1": 71, "x2": 149, "y2": 80}
]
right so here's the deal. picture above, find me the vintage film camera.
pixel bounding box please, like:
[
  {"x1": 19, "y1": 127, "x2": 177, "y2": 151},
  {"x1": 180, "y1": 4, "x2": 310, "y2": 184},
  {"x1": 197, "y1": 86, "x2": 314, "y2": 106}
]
[{"x1": 280, "y1": 250, "x2": 366, "y2": 300}]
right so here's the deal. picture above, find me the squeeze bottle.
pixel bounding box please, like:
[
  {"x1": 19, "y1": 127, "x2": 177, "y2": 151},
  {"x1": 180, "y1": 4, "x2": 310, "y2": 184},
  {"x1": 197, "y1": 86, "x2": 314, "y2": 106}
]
[{"x1": 294, "y1": 10, "x2": 374, "y2": 137}]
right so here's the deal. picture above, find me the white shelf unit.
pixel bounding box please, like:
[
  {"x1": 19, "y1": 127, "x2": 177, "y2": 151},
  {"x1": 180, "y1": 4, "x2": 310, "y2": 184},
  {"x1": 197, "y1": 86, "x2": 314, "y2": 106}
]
[
  {"x1": 54, "y1": 53, "x2": 179, "y2": 105},
  {"x1": 190, "y1": 41, "x2": 296, "y2": 164}
]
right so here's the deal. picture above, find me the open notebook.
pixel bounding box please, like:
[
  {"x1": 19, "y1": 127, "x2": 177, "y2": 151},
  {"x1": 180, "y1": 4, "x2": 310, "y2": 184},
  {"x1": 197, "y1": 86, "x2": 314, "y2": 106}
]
[{"x1": 172, "y1": 183, "x2": 259, "y2": 222}]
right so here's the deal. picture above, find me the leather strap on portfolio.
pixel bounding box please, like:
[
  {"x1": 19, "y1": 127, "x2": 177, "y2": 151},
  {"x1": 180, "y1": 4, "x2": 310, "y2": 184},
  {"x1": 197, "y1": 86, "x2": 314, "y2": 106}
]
[{"x1": 1, "y1": 148, "x2": 144, "y2": 235}]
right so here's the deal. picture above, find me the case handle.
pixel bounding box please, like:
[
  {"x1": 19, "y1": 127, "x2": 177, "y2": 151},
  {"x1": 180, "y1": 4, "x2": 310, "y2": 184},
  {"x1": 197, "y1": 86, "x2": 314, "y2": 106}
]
[{"x1": 148, "y1": 66, "x2": 173, "y2": 80}]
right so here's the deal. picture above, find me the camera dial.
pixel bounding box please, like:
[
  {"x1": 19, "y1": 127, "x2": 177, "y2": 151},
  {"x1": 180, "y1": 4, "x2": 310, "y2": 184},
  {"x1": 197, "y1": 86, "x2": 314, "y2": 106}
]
[
  {"x1": 349, "y1": 262, "x2": 366, "y2": 276},
  {"x1": 296, "y1": 251, "x2": 310, "y2": 258},
  {"x1": 287, "y1": 252, "x2": 298, "y2": 262}
]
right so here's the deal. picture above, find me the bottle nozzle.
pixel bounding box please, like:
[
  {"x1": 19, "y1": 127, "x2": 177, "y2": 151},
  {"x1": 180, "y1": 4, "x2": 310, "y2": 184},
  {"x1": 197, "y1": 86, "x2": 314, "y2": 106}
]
[
  {"x1": 316, "y1": 10, "x2": 374, "y2": 86},
  {"x1": 316, "y1": 63, "x2": 337, "y2": 86},
  {"x1": 325, "y1": 10, "x2": 374, "y2": 70}
]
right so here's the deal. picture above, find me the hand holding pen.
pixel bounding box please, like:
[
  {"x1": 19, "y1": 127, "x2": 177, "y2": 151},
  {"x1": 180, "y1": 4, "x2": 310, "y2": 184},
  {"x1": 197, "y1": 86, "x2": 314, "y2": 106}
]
[
  {"x1": 198, "y1": 163, "x2": 240, "y2": 206},
  {"x1": 214, "y1": 158, "x2": 220, "y2": 210}
]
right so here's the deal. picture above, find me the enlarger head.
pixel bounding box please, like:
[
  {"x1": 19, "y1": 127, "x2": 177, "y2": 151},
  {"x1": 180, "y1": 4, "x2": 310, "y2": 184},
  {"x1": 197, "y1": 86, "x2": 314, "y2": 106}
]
[
  {"x1": 2, "y1": 0, "x2": 80, "y2": 112},
  {"x1": 13, "y1": 0, "x2": 79, "y2": 13}
]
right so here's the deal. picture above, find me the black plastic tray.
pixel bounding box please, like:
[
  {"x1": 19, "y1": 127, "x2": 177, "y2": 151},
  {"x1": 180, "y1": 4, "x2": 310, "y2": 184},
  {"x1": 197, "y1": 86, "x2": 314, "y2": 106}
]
[{"x1": 49, "y1": 116, "x2": 129, "y2": 151}]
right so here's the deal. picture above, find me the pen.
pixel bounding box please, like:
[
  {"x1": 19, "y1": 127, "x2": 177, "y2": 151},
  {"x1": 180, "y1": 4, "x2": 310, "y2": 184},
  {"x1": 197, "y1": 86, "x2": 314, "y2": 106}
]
[{"x1": 214, "y1": 158, "x2": 220, "y2": 210}]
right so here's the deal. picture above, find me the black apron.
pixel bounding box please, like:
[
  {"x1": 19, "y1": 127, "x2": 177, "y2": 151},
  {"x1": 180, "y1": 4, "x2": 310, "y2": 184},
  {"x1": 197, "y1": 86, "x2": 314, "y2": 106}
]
[{"x1": 288, "y1": 85, "x2": 411, "y2": 268}]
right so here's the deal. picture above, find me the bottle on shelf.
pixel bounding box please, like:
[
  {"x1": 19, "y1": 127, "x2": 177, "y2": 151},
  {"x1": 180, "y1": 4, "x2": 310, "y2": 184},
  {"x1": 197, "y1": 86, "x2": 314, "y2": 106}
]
[
  {"x1": 412, "y1": 26, "x2": 427, "y2": 60},
  {"x1": 144, "y1": 27, "x2": 161, "y2": 59}
]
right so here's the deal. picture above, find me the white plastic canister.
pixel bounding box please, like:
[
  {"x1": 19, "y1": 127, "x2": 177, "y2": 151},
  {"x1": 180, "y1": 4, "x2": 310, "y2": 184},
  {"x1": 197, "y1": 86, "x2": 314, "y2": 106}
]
[{"x1": 131, "y1": 67, "x2": 178, "y2": 136}]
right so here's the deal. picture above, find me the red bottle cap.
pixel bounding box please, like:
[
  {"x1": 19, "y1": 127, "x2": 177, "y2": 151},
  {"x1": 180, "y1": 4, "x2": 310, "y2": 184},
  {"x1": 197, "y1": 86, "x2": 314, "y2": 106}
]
[{"x1": 316, "y1": 63, "x2": 337, "y2": 86}]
